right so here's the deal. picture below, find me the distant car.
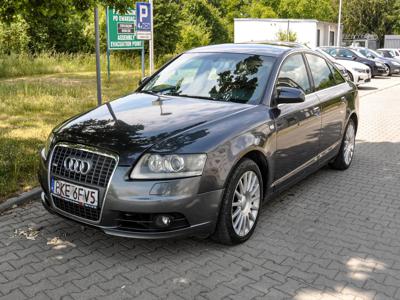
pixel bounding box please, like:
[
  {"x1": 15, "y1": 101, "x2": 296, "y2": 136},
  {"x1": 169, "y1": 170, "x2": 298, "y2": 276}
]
[
  {"x1": 377, "y1": 48, "x2": 400, "y2": 62},
  {"x1": 352, "y1": 47, "x2": 400, "y2": 76},
  {"x1": 38, "y1": 44, "x2": 359, "y2": 244},
  {"x1": 315, "y1": 48, "x2": 371, "y2": 85},
  {"x1": 320, "y1": 47, "x2": 387, "y2": 77}
]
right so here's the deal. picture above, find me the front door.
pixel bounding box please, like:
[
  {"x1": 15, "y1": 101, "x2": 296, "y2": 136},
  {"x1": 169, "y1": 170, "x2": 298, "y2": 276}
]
[{"x1": 272, "y1": 54, "x2": 321, "y2": 186}]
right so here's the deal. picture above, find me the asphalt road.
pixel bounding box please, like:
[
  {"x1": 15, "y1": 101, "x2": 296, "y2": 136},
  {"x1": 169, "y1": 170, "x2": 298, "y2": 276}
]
[{"x1": 1, "y1": 76, "x2": 400, "y2": 300}]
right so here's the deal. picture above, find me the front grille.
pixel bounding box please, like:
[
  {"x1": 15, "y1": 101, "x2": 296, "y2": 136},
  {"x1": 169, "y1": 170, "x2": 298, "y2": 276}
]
[
  {"x1": 53, "y1": 195, "x2": 100, "y2": 221},
  {"x1": 51, "y1": 145, "x2": 117, "y2": 188},
  {"x1": 50, "y1": 144, "x2": 117, "y2": 221}
]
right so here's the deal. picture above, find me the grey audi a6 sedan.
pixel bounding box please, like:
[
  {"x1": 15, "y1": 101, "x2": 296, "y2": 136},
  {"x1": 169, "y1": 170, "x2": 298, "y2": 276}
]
[{"x1": 39, "y1": 43, "x2": 358, "y2": 244}]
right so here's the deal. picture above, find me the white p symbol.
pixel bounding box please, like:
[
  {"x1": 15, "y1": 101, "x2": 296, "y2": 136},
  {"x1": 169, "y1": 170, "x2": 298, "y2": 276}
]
[{"x1": 140, "y1": 5, "x2": 148, "y2": 23}]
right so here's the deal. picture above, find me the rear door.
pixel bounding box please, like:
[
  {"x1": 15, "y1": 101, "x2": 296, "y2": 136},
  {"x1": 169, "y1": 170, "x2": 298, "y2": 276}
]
[
  {"x1": 304, "y1": 53, "x2": 348, "y2": 154},
  {"x1": 272, "y1": 53, "x2": 321, "y2": 185}
]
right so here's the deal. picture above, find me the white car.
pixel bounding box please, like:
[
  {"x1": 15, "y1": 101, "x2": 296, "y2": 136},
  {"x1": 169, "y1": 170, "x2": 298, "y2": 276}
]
[
  {"x1": 377, "y1": 48, "x2": 400, "y2": 62},
  {"x1": 315, "y1": 48, "x2": 371, "y2": 85}
]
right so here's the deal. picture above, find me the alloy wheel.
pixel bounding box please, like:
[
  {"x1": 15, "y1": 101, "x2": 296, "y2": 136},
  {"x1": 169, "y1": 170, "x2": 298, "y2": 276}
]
[
  {"x1": 343, "y1": 122, "x2": 355, "y2": 165},
  {"x1": 231, "y1": 171, "x2": 260, "y2": 237}
]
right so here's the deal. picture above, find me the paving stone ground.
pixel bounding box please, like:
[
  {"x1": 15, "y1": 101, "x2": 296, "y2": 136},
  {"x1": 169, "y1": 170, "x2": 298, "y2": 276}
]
[{"x1": 1, "y1": 77, "x2": 400, "y2": 300}]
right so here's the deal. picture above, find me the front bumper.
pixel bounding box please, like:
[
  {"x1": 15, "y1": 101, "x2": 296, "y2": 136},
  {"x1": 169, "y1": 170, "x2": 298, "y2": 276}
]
[
  {"x1": 354, "y1": 71, "x2": 372, "y2": 85},
  {"x1": 38, "y1": 152, "x2": 224, "y2": 239}
]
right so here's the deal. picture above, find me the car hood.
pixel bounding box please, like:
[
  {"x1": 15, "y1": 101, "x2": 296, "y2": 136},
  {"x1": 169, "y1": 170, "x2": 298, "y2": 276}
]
[
  {"x1": 336, "y1": 60, "x2": 369, "y2": 70},
  {"x1": 54, "y1": 93, "x2": 252, "y2": 165}
]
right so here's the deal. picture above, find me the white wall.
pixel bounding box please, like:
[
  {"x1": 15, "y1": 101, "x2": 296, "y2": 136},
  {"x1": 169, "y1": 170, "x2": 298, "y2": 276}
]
[
  {"x1": 234, "y1": 19, "x2": 318, "y2": 47},
  {"x1": 234, "y1": 19, "x2": 339, "y2": 48}
]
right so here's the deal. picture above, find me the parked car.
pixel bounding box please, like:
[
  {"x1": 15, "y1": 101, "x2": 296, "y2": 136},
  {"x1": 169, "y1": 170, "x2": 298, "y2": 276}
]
[
  {"x1": 377, "y1": 48, "x2": 400, "y2": 61},
  {"x1": 39, "y1": 44, "x2": 359, "y2": 244},
  {"x1": 351, "y1": 47, "x2": 400, "y2": 76},
  {"x1": 320, "y1": 46, "x2": 387, "y2": 77},
  {"x1": 315, "y1": 48, "x2": 371, "y2": 85}
]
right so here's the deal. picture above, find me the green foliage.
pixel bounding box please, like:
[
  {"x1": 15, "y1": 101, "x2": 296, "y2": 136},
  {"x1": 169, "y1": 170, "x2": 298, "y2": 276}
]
[
  {"x1": 154, "y1": 1, "x2": 182, "y2": 56},
  {"x1": 278, "y1": 0, "x2": 337, "y2": 21},
  {"x1": 182, "y1": 0, "x2": 229, "y2": 44},
  {"x1": 276, "y1": 30, "x2": 298, "y2": 42},
  {"x1": 245, "y1": 2, "x2": 277, "y2": 19},
  {"x1": 342, "y1": 0, "x2": 400, "y2": 45},
  {"x1": 176, "y1": 20, "x2": 211, "y2": 52},
  {"x1": 0, "y1": 15, "x2": 29, "y2": 54}
]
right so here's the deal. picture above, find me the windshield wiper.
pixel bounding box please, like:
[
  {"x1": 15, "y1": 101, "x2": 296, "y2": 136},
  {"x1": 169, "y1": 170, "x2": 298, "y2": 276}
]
[
  {"x1": 171, "y1": 94, "x2": 216, "y2": 101},
  {"x1": 140, "y1": 90, "x2": 160, "y2": 96}
]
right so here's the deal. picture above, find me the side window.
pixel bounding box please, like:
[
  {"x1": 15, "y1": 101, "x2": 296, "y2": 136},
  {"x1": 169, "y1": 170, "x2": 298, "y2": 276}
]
[
  {"x1": 276, "y1": 54, "x2": 311, "y2": 94},
  {"x1": 328, "y1": 63, "x2": 345, "y2": 84},
  {"x1": 305, "y1": 54, "x2": 337, "y2": 91}
]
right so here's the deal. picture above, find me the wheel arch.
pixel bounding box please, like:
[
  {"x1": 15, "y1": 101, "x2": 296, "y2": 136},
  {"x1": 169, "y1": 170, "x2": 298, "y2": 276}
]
[{"x1": 225, "y1": 149, "x2": 272, "y2": 200}]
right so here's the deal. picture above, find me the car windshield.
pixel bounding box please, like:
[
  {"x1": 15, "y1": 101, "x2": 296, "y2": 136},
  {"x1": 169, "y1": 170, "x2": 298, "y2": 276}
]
[
  {"x1": 368, "y1": 49, "x2": 383, "y2": 58},
  {"x1": 315, "y1": 49, "x2": 335, "y2": 62},
  {"x1": 141, "y1": 52, "x2": 275, "y2": 104}
]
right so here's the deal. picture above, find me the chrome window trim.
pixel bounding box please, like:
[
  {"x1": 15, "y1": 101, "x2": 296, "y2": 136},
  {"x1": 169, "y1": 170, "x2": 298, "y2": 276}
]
[
  {"x1": 47, "y1": 142, "x2": 119, "y2": 225},
  {"x1": 271, "y1": 140, "x2": 341, "y2": 188}
]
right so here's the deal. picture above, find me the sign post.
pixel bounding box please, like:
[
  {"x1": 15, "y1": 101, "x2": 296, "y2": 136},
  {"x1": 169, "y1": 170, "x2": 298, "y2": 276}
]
[
  {"x1": 94, "y1": 7, "x2": 102, "y2": 106},
  {"x1": 106, "y1": 7, "x2": 144, "y2": 79},
  {"x1": 136, "y1": 2, "x2": 154, "y2": 74}
]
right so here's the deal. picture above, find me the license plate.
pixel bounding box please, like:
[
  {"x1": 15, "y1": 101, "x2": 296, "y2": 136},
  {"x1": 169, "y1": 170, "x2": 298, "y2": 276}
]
[{"x1": 51, "y1": 178, "x2": 98, "y2": 208}]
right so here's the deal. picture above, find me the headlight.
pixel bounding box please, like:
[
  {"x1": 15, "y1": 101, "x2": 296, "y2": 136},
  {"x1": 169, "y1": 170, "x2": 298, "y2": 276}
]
[
  {"x1": 130, "y1": 153, "x2": 207, "y2": 179},
  {"x1": 43, "y1": 132, "x2": 55, "y2": 159},
  {"x1": 375, "y1": 62, "x2": 384, "y2": 67},
  {"x1": 353, "y1": 68, "x2": 367, "y2": 73}
]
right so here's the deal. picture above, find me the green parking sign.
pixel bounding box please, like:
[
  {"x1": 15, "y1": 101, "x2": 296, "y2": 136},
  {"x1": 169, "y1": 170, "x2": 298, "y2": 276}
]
[{"x1": 106, "y1": 7, "x2": 144, "y2": 50}]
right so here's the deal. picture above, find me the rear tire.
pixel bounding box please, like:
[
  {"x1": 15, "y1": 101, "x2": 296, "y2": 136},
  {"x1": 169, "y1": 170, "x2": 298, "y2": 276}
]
[
  {"x1": 211, "y1": 158, "x2": 263, "y2": 245},
  {"x1": 330, "y1": 119, "x2": 356, "y2": 170}
]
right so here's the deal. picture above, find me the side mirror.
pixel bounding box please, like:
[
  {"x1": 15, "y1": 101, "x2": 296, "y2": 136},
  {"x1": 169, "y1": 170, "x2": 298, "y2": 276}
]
[
  {"x1": 139, "y1": 76, "x2": 150, "y2": 86},
  {"x1": 276, "y1": 87, "x2": 305, "y2": 104},
  {"x1": 352, "y1": 55, "x2": 357, "y2": 61}
]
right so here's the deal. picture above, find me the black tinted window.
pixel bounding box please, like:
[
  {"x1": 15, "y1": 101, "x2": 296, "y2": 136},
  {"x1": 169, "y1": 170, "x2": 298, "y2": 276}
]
[
  {"x1": 306, "y1": 54, "x2": 337, "y2": 91},
  {"x1": 277, "y1": 54, "x2": 311, "y2": 94},
  {"x1": 142, "y1": 53, "x2": 275, "y2": 104}
]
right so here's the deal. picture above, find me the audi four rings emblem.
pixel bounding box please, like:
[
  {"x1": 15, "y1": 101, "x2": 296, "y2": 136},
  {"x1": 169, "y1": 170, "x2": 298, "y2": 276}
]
[{"x1": 63, "y1": 156, "x2": 92, "y2": 175}]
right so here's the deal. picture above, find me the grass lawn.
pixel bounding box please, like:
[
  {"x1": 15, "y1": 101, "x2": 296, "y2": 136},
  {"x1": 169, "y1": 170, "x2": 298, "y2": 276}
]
[{"x1": 0, "y1": 70, "x2": 141, "y2": 200}]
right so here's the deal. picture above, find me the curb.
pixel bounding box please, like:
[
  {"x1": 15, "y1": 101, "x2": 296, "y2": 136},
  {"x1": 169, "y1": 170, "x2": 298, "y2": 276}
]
[{"x1": 0, "y1": 187, "x2": 41, "y2": 213}]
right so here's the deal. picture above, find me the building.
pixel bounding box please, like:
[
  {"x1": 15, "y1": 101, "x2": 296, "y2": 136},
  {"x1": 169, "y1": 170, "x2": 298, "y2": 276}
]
[
  {"x1": 234, "y1": 18, "x2": 340, "y2": 48},
  {"x1": 384, "y1": 35, "x2": 400, "y2": 49}
]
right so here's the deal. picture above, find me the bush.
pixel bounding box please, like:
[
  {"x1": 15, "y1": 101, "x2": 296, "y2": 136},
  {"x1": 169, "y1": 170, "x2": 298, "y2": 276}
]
[
  {"x1": 277, "y1": 30, "x2": 298, "y2": 42},
  {"x1": 176, "y1": 21, "x2": 211, "y2": 52},
  {"x1": 0, "y1": 16, "x2": 30, "y2": 54}
]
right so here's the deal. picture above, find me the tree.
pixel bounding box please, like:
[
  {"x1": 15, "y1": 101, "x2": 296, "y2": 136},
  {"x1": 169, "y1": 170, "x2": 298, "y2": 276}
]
[
  {"x1": 182, "y1": 0, "x2": 229, "y2": 44},
  {"x1": 154, "y1": 1, "x2": 182, "y2": 56},
  {"x1": 342, "y1": 0, "x2": 400, "y2": 46},
  {"x1": 278, "y1": 0, "x2": 337, "y2": 21},
  {"x1": 0, "y1": 0, "x2": 132, "y2": 53}
]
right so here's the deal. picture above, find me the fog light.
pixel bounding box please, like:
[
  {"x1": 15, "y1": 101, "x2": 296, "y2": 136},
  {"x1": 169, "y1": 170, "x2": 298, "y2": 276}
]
[{"x1": 154, "y1": 215, "x2": 173, "y2": 228}]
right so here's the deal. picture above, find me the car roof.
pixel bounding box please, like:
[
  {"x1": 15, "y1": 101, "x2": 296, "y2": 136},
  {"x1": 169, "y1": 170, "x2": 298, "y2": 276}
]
[{"x1": 186, "y1": 43, "x2": 294, "y2": 57}]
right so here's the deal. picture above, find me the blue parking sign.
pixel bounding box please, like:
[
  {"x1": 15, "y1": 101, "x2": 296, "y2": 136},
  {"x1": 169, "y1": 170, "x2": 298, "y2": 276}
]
[{"x1": 136, "y1": 2, "x2": 152, "y2": 39}]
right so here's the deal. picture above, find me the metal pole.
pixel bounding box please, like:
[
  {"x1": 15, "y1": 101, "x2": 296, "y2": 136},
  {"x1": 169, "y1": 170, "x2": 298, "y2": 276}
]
[
  {"x1": 337, "y1": 0, "x2": 343, "y2": 46},
  {"x1": 141, "y1": 47, "x2": 145, "y2": 78},
  {"x1": 149, "y1": 0, "x2": 154, "y2": 74},
  {"x1": 287, "y1": 20, "x2": 290, "y2": 42},
  {"x1": 106, "y1": 7, "x2": 110, "y2": 80},
  {"x1": 94, "y1": 7, "x2": 102, "y2": 106}
]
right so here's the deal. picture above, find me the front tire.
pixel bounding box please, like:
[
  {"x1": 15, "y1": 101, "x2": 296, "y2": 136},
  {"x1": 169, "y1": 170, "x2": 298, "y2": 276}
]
[
  {"x1": 211, "y1": 158, "x2": 263, "y2": 245},
  {"x1": 330, "y1": 119, "x2": 356, "y2": 170}
]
